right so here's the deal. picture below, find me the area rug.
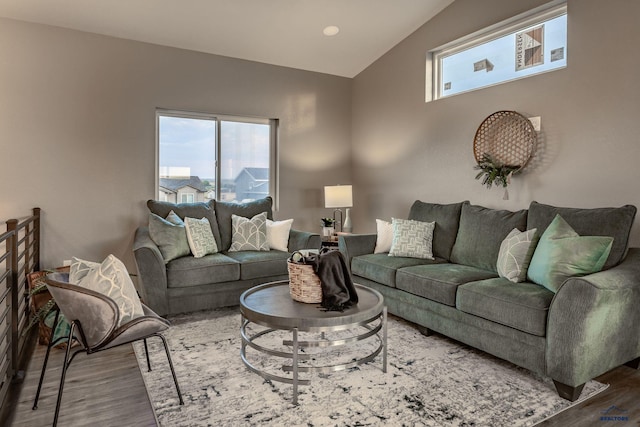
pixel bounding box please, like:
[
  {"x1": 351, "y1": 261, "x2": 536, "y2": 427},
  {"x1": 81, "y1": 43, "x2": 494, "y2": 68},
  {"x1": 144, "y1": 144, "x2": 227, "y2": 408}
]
[{"x1": 133, "y1": 307, "x2": 607, "y2": 426}]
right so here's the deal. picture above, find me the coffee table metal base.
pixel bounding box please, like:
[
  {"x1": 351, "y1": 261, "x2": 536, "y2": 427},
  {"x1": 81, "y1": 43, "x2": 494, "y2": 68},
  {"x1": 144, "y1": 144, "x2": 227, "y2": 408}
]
[{"x1": 239, "y1": 282, "x2": 387, "y2": 404}]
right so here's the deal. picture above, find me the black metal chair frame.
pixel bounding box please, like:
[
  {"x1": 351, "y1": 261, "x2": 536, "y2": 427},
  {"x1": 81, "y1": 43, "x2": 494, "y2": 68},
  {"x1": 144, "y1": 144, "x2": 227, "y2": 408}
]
[{"x1": 32, "y1": 276, "x2": 183, "y2": 427}]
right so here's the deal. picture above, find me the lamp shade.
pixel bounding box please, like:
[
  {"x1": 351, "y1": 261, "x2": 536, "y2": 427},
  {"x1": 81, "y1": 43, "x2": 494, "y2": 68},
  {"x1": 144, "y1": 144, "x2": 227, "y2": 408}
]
[{"x1": 324, "y1": 185, "x2": 353, "y2": 208}]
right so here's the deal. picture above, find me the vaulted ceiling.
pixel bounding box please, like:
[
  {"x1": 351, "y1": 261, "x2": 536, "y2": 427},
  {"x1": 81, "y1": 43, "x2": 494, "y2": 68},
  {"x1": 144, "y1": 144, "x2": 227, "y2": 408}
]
[{"x1": 0, "y1": 0, "x2": 454, "y2": 77}]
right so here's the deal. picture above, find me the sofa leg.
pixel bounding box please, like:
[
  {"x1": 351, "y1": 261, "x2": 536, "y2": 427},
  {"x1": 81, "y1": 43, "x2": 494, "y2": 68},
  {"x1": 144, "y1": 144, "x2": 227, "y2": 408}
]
[
  {"x1": 416, "y1": 325, "x2": 433, "y2": 336},
  {"x1": 553, "y1": 380, "x2": 585, "y2": 401},
  {"x1": 624, "y1": 357, "x2": 640, "y2": 369}
]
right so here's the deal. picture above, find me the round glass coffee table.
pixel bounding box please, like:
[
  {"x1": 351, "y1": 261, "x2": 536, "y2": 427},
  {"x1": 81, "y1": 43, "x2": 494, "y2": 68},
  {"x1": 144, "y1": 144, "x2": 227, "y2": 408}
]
[{"x1": 240, "y1": 280, "x2": 387, "y2": 404}]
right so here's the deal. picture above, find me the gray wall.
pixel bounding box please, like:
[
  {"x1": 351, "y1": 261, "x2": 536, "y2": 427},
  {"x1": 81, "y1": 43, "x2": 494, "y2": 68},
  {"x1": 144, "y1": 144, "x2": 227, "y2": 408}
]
[
  {"x1": 351, "y1": 0, "x2": 640, "y2": 247},
  {"x1": 0, "y1": 18, "x2": 352, "y2": 269}
]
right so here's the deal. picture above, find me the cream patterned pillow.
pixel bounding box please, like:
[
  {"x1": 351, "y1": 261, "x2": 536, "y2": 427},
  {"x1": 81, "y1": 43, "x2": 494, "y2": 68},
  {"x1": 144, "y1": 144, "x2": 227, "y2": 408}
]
[
  {"x1": 266, "y1": 218, "x2": 293, "y2": 252},
  {"x1": 496, "y1": 228, "x2": 538, "y2": 283},
  {"x1": 184, "y1": 217, "x2": 218, "y2": 258},
  {"x1": 229, "y1": 212, "x2": 269, "y2": 252},
  {"x1": 71, "y1": 255, "x2": 145, "y2": 327},
  {"x1": 389, "y1": 218, "x2": 435, "y2": 259},
  {"x1": 374, "y1": 219, "x2": 394, "y2": 253}
]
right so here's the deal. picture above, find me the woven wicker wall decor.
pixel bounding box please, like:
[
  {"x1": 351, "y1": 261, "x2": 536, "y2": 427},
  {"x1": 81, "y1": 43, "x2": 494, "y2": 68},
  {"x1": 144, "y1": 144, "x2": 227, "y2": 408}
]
[{"x1": 473, "y1": 110, "x2": 537, "y2": 170}]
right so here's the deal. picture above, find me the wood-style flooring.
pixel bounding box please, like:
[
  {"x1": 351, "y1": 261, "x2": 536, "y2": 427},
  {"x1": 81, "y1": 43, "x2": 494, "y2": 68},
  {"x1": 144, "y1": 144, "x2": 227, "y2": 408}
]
[
  {"x1": 2, "y1": 339, "x2": 639, "y2": 426},
  {"x1": 2, "y1": 340, "x2": 157, "y2": 426}
]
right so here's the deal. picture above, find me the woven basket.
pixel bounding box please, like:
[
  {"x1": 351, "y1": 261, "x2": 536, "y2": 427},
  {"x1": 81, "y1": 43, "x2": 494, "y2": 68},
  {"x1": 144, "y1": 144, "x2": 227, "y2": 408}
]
[
  {"x1": 287, "y1": 259, "x2": 322, "y2": 304},
  {"x1": 473, "y1": 110, "x2": 536, "y2": 170}
]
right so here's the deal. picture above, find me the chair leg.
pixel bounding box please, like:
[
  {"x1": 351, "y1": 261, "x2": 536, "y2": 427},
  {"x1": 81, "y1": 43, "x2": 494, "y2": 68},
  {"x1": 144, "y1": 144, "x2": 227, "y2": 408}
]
[
  {"x1": 144, "y1": 338, "x2": 152, "y2": 372},
  {"x1": 32, "y1": 308, "x2": 60, "y2": 410},
  {"x1": 156, "y1": 333, "x2": 184, "y2": 405},
  {"x1": 52, "y1": 322, "x2": 77, "y2": 427}
]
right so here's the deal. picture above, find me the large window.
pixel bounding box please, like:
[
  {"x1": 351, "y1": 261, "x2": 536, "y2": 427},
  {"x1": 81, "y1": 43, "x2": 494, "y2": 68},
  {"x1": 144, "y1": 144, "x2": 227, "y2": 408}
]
[
  {"x1": 156, "y1": 110, "x2": 278, "y2": 205},
  {"x1": 428, "y1": 1, "x2": 567, "y2": 101}
]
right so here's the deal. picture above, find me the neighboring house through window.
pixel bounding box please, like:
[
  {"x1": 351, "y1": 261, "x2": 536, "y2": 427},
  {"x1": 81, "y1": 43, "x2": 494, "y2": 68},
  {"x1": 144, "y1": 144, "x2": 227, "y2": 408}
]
[
  {"x1": 156, "y1": 110, "x2": 278, "y2": 206},
  {"x1": 427, "y1": 0, "x2": 567, "y2": 101}
]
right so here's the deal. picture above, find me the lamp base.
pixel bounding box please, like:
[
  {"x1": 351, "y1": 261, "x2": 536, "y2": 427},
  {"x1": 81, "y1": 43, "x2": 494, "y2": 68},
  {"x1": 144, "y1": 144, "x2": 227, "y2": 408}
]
[{"x1": 343, "y1": 208, "x2": 352, "y2": 233}]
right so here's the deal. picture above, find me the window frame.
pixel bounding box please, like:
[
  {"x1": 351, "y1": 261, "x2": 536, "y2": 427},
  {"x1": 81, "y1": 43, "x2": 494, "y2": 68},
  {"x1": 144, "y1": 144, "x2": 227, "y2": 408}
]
[
  {"x1": 427, "y1": 0, "x2": 567, "y2": 101},
  {"x1": 155, "y1": 109, "x2": 279, "y2": 209}
]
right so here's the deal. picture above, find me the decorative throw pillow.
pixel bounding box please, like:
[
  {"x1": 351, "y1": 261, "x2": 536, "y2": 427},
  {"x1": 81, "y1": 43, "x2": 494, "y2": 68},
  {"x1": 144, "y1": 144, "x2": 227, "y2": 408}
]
[
  {"x1": 229, "y1": 212, "x2": 269, "y2": 252},
  {"x1": 148, "y1": 211, "x2": 191, "y2": 263},
  {"x1": 266, "y1": 218, "x2": 293, "y2": 252},
  {"x1": 527, "y1": 215, "x2": 613, "y2": 292},
  {"x1": 496, "y1": 228, "x2": 539, "y2": 283},
  {"x1": 374, "y1": 219, "x2": 394, "y2": 254},
  {"x1": 184, "y1": 217, "x2": 218, "y2": 258},
  {"x1": 389, "y1": 218, "x2": 435, "y2": 260},
  {"x1": 71, "y1": 255, "x2": 145, "y2": 327},
  {"x1": 69, "y1": 257, "x2": 100, "y2": 283}
]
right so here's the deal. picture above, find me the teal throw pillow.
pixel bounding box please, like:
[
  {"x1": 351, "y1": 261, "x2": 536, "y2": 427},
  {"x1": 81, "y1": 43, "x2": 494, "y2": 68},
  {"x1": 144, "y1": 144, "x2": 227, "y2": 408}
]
[
  {"x1": 229, "y1": 212, "x2": 269, "y2": 252},
  {"x1": 496, "y1": 228, "x2": 538, "y2": 283},
  {"x1": 527, "y1": 215, "x2": 613, "y2": 292},
  {"x1": 148, "y1": 211, "x2": 191, "y2": 263},
  {"x1": 389, "y1": 218, "x2": 435, "y2": 260},
  {"x1": 184, "y1": 216, "x2": 219, "y2": 258}
]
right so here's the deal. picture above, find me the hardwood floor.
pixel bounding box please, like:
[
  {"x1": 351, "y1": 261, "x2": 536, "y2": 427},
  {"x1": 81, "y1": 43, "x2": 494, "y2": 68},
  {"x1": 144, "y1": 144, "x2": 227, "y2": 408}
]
[
  {"x1": 539, "y1": 365, "x2": 640, "y2": 426},
  {"x1": 2, "y1": 340, "x2": 157, "y2": 427},
  {"x1": 2, "y1": 338, "x2": 638, "y2": 426}
]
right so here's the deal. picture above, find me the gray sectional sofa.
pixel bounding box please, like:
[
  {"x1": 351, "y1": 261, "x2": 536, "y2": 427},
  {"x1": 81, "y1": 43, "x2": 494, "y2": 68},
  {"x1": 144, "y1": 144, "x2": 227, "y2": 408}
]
[
  {"x1": 339, "y1": 200, "x2": 640, "y2": 401},
  {"x1": 133, "y1": 197, "x2": 320, "y2": 315}
]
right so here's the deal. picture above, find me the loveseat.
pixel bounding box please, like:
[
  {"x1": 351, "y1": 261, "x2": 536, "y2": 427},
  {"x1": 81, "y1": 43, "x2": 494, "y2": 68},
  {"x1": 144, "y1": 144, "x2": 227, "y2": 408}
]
[
  {"x1": 339, "y1": 200, "x2": 640, "y2": 401},
  {"x1": 133, "y1": 197, "x2": 320, "y2": 315}
]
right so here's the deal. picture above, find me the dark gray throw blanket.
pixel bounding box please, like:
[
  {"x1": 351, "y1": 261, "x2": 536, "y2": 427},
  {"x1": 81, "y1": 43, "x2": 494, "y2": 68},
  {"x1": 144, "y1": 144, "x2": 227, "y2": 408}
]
[{"x1": 310, "y1": 249, "x2": 358, "y2": 311}]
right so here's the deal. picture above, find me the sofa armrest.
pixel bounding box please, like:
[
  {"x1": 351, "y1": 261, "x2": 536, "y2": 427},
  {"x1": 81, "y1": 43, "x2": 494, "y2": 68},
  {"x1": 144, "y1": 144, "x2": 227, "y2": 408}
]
[
  {"x1": 288, "y1": 229, "x2": 321, "y2": 252},
  {"x1": 132, "y1": 226, "x2": 169, "y2": 316},
  {"x1": 546, "y1": 247, "x2": 640, "y2": 386},
  {"x1": 338, "y1": 234, "x2": 377, "y2": 271}
]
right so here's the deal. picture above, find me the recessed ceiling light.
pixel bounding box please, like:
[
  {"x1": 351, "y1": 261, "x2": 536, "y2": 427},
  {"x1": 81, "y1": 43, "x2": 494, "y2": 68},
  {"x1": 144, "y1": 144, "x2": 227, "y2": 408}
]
[{"x1": 323, "y1": 26, "x2": 340, "y2": 36}]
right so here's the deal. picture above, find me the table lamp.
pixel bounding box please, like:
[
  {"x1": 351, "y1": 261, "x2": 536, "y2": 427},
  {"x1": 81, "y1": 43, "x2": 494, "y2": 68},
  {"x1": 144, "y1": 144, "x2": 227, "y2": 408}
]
[{"x1": 324, "y1": 185, "x2": 353, "y2": 233}]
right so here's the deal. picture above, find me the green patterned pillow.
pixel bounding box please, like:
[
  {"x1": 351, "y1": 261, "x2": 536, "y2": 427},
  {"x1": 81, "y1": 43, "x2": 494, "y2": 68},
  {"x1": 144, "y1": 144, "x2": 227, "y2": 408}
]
[
  {"x1": 148, "y1": 211, "x2": 191, "y2": 263},
  {"x1": 496, "y1": 228, "x2": 538, "y2": 283},
  {"x1": 184, "y1": 217, "x2": 219, "y2": 258},
  {"x1": 229, "y1": 212, "x2": 269, "y2": 252},
  {"x1": 72, "y1": 255, "x2": 145, "y2": 327},
  {"x1": 389, "y1": 218, "x2": 435, "y2": 259},
  {"x1": 527, "y1": 215, "x2": 613, "y2": 292}
]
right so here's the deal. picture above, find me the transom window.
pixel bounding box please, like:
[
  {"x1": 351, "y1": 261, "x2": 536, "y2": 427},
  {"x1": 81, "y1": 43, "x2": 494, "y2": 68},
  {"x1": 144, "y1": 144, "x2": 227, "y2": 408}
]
[
  {"x1": 428, "y1": 1, "x2": 567, "y2": 101},
  {"x1": 156, "y1": 110, "x2": 278, "y2": 205}
]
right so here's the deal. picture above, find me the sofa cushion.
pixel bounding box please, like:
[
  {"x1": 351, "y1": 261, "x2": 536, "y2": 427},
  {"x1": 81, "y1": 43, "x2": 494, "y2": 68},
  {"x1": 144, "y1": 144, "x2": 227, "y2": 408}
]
[
  {"x1": 408, "y1": 200, "x2": 464, "y2": 261},
  {"x1": 527, "y1": 215, "x2": 613, "y2": 292},
  {"x1": 450, "y1": 202, "x2": 527, "y2": 273},
  {"x1": 456, "y1": 278, "x2": 555, "y2": 336},
  {"x1": 225, "y1": 250, "x2": 290, "y2": 280},
  {"x1": 396, "y1": 264, "x2": 497, "y2": 306},
  {"x1": 527, "y1": 201, "x2": 636, "y2": 269},
  {"x1": 215, "y1": 197, "x2": 274, "y2": 252},
  {"x1": 166, "y1": 253, "x2": 240, "y2": 288},
  {"x1": 351, "y1": 254, "x2": 437, "y2": 288},
  {"x1": 389, "y1": 218, "x2": 435, "y2": 259},
  {"x1": 147, "y1": 199, "x2": 222, "y2": 250},
  {"x1": 496, "y1": 228, "x2": 539, "y2": 283}
]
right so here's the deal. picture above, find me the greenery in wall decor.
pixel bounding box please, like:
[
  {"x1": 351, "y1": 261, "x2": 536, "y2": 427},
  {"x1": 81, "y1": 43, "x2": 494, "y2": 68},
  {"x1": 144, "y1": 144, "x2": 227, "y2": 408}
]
[{"x1": 474, "y1": 153, "x2": 519, "y2": 196}]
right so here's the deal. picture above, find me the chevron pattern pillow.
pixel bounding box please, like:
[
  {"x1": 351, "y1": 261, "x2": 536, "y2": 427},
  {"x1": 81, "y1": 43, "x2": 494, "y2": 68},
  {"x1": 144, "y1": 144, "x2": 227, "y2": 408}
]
[{"x1": 389, "y1": 218, "x2": 435, "y2": 259}]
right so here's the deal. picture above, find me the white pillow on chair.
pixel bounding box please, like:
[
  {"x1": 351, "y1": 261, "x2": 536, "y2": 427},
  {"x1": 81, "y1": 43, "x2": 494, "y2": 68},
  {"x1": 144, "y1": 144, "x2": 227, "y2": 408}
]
[{"x1": 70, "y1": 255, "x2": 144, "y2": 327}]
